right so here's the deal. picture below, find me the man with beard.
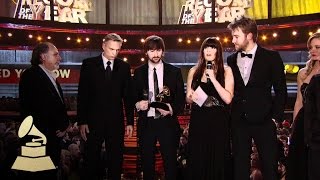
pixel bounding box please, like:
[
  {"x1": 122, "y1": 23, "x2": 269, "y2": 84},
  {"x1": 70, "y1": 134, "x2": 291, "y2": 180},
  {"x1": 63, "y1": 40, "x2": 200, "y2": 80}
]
[
  {"x1": 226, "y1": 16, "x2": 287, "y2": 180},
  {"x1": 133, "y1": 35, "x2": 185, "y2": 180}
]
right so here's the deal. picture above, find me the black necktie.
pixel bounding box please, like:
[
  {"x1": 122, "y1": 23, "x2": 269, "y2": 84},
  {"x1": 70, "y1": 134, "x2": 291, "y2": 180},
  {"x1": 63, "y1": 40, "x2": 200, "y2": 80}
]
[
  {"x1": 105, "y1": 61, "x2": 112, "y2": 80},
  {"x1": 153, "y1": 67, "x2": 160, "y2": 118},
  {"x1": 241, "y1": 52, "x2": 253, "y2": 58},
  {"x1": 153, "y1": 67, "x2": 159, "y2": 99}
]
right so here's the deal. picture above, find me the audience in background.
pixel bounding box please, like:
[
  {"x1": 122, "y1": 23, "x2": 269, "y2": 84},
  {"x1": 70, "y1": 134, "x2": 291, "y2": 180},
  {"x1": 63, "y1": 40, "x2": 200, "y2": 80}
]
[{"x1": 0, "y1": 101, "x2": 298, "y2": 180}]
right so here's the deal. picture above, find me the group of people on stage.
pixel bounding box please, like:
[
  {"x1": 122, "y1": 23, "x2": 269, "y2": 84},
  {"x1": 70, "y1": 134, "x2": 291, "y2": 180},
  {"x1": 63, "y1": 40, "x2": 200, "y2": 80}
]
[{"x1": 17, "y1": 15, "x2": 320, "y2": 180}]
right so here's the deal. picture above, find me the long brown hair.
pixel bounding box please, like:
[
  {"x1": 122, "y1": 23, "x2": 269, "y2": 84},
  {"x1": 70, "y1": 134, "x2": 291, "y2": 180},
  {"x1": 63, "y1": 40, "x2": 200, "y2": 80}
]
[
  {"x1": 193, "y1": 37, "x2": 225, "y2": 87},
  {"x1": 305, "y1": 32, "x2": 320, "y2": 75}
]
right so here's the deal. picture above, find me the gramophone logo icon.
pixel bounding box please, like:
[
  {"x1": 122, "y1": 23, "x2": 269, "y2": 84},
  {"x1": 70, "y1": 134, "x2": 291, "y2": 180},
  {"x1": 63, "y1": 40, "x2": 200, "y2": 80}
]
[{"x1": 11, "y1": 116, "x2": 56, "y2": 172}]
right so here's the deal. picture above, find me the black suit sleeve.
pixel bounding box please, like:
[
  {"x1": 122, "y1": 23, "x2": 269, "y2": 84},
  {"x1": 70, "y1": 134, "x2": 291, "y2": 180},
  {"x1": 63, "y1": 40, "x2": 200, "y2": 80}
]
[
  {"x1": 132, "y1": 69, "x2": 142, "y2": 106},
  {"x1": 270, "y1": 51, "x2": 287, "y2": 122},
  {"x1": 77, "y1": 59, "x2": 90, "y2": 125},
  {"x1": 19, "y1": 69, "x2": 35, "y2": 120},
  {"x1": 172, "y1": 68, "x2": 185, "y2": 117},
  {"x1": 123, "y1": 63, "x2": 134, "y2": 126}
]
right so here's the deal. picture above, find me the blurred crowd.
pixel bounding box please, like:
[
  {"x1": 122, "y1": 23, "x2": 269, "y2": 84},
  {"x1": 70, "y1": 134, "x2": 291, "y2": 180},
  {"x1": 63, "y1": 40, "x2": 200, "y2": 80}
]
[
  {"x1": 0, "y1": 95, "x2": 294, "y2": 180},
  {"x1": 176, "y1": 120, "x2": 292, "y2": 180}
]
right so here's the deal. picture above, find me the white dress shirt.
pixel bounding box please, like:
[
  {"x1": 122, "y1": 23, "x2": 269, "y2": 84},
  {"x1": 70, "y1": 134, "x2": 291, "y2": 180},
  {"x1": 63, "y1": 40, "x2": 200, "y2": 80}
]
[
  {"x1": 147, "y1": 61, "x2": 164, "y2": 117},
  {"x1": 39, "y1": 64, "x2": 62, "y2": 101},
  {"x1": 236, "y1": 44, "x2": 258, "y2": 85},
  {"x1": 102, "y1": 53, "x2": 114, "y2": 70}
]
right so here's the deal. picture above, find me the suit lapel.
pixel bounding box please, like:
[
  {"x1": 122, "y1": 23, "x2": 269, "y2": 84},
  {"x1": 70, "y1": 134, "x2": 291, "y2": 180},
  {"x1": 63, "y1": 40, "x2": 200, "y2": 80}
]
[
  {"x1": 247, "y1": 46, "x2": 262, "y2": 86},
  {"x1": 142, "y1": 63, "x2": 149, "y2": 90},
  {"x1": 230, "y1": 53, "x2": 245, "y2": 87},
  {"x1": 96, "y1": 55, "x2": 106, "y2": 74},
  {"x1": 56, "y1": 80, "x2": 64, "y2": 101},
  {"x1": 36, "y1": 66, "x2": 64, "y2": 104},
  {"x1": 163, "y1": 62, "x2": 169, "y2": 87},
  {"x1": 113, "y1": 58, "x2": 120, "y2": 74}
]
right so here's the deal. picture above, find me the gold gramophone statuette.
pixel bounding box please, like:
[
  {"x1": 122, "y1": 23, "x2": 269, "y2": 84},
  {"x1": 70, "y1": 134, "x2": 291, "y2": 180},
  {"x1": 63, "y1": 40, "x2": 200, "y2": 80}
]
[{"x1": 156, "y1": 86, "x2": 170, "y2": 102}]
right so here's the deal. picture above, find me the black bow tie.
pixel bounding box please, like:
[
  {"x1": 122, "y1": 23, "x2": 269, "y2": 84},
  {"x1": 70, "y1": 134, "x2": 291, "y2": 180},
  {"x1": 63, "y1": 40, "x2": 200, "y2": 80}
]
[{"x1": 241, "y1": 52, "x2": 253, "y2": 58}]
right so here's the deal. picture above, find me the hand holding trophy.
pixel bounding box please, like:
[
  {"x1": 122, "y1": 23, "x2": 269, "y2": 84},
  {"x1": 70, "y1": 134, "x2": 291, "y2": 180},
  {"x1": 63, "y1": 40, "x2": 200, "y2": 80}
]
[
  {"x1": 137, "y1": 89, "x2": 150, "y2": 111},
  {"x1": 150, "y1": 86, "x2": 171, "y2": 111}
]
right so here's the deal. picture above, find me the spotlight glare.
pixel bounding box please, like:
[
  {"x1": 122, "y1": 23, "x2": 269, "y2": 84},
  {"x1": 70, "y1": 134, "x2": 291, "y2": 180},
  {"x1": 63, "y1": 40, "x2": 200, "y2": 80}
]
[
  {"x1": 292, "y1": 65, "x2": 299, "y2": 73},
  {"x1": 262, "y1": 35, "x2": 267, "y2": 41},
  {"x1": 140, "y1": 38, "x2": 145, "y2": 43},
  {"x1": 37, "y1": 36, "x2": 42, "y2": 41},
  {"x1": 47, "y1": 36, "x2": 52, "y2": 40},
  {"x1": 309, "y1": 32, "x2": 314, "y2": 36},
  {"x1": 85, "y1": 37, "x2": 90, "y2": 42},
  {"x1": 28, "y1": 34, "x2": 33, "y2": 39},
  {"x1": 272, "y1": 33, "x2": 277, "y2": 38},
  {"x1": 123, "y1": 57, "x2": 128, "y2": 61},
  {"x1": 317, "y1": 29, "x2": 320, "y2": 33},
  {"x1": 284, "y1": 64, "x2": 290, "y2": 71},
  {"x1": 216, "y1": 37, "x2": 220, "y2": 41},
  {"x1": 77, "y1": 38, "x2": 81, "y2": 43},
  {"x1": 187, "y1": 39, "x2": 191, "y2": 44},
  {"x1": 292, "y1": 31, "x2": 297, "y2": 36},
  {"x1": 123, "y1": 39, "x2": 127, "y2": 42},
  {"x1": 67, "y1": 37, "x2": 71, "y2": 41},
  {"x1": 8, "y1": 33, "x2": 12, "y2": 37},
  {"x1": 196, "y1": 37, "x2": 200, "y2": 42},
  {"x1": 141, "y1": 58, "x2": 145, "y2": 62},
  {"x1": 223, "y1": 37, "x2": 228, "y2": 43}
]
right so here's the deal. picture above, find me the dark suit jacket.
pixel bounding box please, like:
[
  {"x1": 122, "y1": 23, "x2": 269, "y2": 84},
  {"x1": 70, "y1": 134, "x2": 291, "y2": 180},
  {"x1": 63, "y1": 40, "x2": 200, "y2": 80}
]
[
  {"x1": 132, "y1": 62, "x2": 185, "y2": 120},
  {"x1": 227, "y1": 46, "x2": 287, "y2": 124},
  {"x1": 304, "y1": 74, "x2": 320, "y2": 148},
  {"x1": 77, "y1": 56, "x2": 134, "y2": 135},
  {"x1": 19, "y1": 65, "x2": 69, "y2": 134}
]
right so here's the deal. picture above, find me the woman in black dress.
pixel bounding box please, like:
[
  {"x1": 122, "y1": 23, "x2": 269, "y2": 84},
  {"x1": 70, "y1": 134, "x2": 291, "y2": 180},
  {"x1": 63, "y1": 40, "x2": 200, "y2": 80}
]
[
  {"x1": 287, "y1": 32, "x2": 320, "y2": 180},
  {"x1": 185, "y1": 37, "x2": 234, "y2": 180}
]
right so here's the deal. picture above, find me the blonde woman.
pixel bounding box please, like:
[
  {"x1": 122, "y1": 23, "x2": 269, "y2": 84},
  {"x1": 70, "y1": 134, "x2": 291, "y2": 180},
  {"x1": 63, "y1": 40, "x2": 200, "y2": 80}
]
[{"x1": 287, "y1": 32, "x2": 320, "y2": 180}]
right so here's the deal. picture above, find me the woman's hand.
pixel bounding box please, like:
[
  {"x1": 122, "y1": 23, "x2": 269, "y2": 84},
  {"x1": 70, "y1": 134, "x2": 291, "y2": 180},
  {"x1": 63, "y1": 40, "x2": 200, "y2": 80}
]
[
  {"x1": 187, "y1": 90, "x2": 195, "y2": 101},
  {"x1": 205, "y1": 69, "x2": 216, "y2": 81}
]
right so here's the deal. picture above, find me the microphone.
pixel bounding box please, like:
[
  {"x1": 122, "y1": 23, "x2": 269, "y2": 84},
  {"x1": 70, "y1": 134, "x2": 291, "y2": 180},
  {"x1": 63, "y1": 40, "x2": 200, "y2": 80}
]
[
  {"x1": 142, "y1": 89, "x2": 149, "y2": 101},
  {"x1": 206, "y1": 61, "x2": 212, "y2": 83},
  {"x1": 206, "y1": 61, "x2": 212, "y2": 70},
  {"x1": 148, "y1": 91, "x2": 154, "y2": 103}
]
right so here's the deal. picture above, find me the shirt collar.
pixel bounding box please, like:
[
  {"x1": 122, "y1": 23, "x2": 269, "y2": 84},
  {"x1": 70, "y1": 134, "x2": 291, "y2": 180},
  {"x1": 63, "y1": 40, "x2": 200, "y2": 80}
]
[
  {"x1": 101, "y1": 53, "x2": 114, "y2": 69},
  {"x1": 242, "y1": 43, "x2": 258, "y2": 57},
  {"x1": 148, "y1": 60, "x2": 163, "y2": 71},
  {"x1": 39, "y1": 64, "x2": 57, "y2": 81}
]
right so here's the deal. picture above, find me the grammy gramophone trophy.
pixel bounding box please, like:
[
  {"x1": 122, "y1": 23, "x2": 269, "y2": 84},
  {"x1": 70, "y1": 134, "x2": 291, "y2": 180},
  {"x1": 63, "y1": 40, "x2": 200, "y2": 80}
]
[
  {"x1": 12, "y1": 116, "x2": 56, "y2": 172},
  {"x1": 150, "y1": 85, "x2": 171, "y2": 111}
]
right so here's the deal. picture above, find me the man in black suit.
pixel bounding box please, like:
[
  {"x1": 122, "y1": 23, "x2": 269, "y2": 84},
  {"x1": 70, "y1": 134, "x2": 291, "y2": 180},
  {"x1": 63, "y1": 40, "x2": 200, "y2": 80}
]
[
  {"x1": 226, "y1": 16, "x2": 287, "y2": 180},
  {"x1": 19, "y1": 42, "x2": 70, "y2": 179},
  {"x1": 133, "y1": 35, "x2": 185, "y2": 180},
  {"x1": 77, "y1": 33, "x2": 134, "y2": 180}
]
